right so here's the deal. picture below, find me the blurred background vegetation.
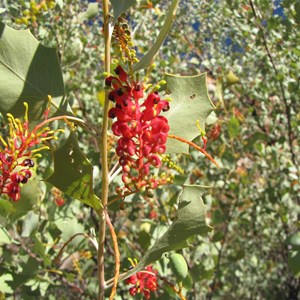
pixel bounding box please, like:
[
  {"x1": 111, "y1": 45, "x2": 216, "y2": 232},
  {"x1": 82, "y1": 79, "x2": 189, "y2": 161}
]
[{"x1": 0, "y1": 0, "x2": 299, "y2": 299}]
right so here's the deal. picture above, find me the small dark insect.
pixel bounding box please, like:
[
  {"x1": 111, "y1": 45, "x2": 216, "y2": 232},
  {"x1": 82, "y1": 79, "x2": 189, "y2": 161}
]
[{"x1": 189, "y1": 93, "x2": 196, "y2": 100}]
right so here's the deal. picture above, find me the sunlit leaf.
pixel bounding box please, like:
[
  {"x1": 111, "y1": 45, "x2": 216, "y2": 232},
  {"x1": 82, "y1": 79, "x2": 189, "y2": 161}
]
[
  {"x1": 21, "y1": 211, "x2": 39, "y2": 237},
  {"x1": 78, "y1": 3, "x2": 99, "y2": 22},
  {"x1": 228, "y1": 117, "x2": 240, "y2": 138},
  {"x1": 122, "y1": 185, "x2": 212, "y2": 279},
  {"x1": 169, "y1": 253, "x2": 188, "y2": 282},
  {"x1": 55, "y1": 218, "x2": 85, "y2": 247},
  {"x1": 0, "y1": 22, "x2": 64, "y2": 120},
  {"x1": 164, "y1": 73, "x2": 216, "y2": 154},
  {"x1": 0, "y1": 274, "x2": 13, "y2": 293},
  {"x1": 0, "y1": 226, "x2": 12, "y2": 244},
  {"x1": 46, "y1": 132, "x2": 102, "y2": 211}
]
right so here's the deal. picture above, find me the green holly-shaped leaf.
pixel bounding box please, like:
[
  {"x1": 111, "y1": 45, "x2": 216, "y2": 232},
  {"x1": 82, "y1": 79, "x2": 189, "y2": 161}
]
[
  {"x1": 121, "y1": 185, "x2": 212, "y2": 280},
  {"x1": 0, "y1": 22, "x2": 64, "y2": 120},
  {"x1": 46, "y1": 132, "x2": 102, "y2": 211},
  {"x1": 164, "y1": 73, "x2": 216, "y2": 154}
]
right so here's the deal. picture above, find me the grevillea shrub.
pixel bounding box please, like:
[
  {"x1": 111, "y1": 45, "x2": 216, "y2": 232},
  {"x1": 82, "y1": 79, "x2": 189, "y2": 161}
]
[{"x1": 0, "y1": 1, "x2": 221, "y2": 300}]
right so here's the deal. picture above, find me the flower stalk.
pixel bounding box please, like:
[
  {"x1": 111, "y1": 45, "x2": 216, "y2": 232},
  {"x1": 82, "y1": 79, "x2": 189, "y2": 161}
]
[{"x1": 98, "y1": 0, "x2": 112, "y2": 299}]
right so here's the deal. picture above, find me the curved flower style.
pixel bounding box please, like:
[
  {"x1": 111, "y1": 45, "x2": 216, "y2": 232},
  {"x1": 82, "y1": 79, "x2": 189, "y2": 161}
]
[
  {"x1": 0, "y1": 102, "x2": 61, "y2": 201},
  {"x1": 106, "y1": 66, "x2": 172, "y2": 194},
  {"x1": 126, "y1": 262, "x2": 158, "y2": 299}
]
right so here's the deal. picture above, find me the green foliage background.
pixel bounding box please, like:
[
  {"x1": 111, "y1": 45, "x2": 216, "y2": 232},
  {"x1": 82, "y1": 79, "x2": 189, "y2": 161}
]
[{"x1": 0, "y1": 0, "x2": 299, "y2": 299}]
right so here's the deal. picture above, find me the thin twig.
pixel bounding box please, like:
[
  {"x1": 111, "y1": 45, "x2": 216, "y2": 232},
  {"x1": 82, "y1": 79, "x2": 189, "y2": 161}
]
[
  {"x1": 168, "y1": 134, "x2": 219, "y2": 167},
  {"x1": 104, "y1": 210, "x2": 120, "y2": 300},
  {"x1": 54, "y1": 233, "x2": 97, "y2": 265}
]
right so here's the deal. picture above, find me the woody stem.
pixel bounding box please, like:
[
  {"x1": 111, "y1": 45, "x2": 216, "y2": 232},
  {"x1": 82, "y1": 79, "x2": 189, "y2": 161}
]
[{"x1": 98, "y1": 0, "x2": 112, "y2": 299}]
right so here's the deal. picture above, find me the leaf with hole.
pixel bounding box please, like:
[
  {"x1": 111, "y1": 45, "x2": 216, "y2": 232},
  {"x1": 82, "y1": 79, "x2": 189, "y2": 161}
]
[
  {"x1": 46, "y1": 132, "x2": 102, "y2": 211},
  {"x1": 164, "y1": 73, "x2": 216, "y2": 154}
]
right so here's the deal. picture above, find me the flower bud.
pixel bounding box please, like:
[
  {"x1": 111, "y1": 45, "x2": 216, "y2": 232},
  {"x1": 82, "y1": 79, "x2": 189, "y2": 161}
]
[
  {"x1": 149, "y1": 155, "x2": 162, "y2": 167},
  {"x1": 22, "y1": 158, "x2": 34, "y2": 167},
  {"x1": 114, "y1": 65, "x2": 128, "y2": 82}
]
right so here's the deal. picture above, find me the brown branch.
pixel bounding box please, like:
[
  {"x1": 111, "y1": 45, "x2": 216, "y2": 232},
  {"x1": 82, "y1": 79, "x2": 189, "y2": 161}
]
[
  {"x1": 54, "y1": 233, "x2": 97, "y2": 265},
  {"x1": 104, "y1": 209, "x2": 120, "y2": 300}
]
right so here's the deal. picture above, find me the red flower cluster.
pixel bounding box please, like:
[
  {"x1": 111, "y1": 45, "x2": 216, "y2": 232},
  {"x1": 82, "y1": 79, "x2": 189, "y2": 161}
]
[
  {"x1": 208, "y1": 123, "x2": 221, "y2": 140},
  {"x1": 0, "y1": 154, "x2": 34, "y2": 201},
  {"x1": 106, "y1": 66, "x2": 170, "y2": 193},
  {"x1": 126, "y1": 265, "x2": 158, "y2": 299},
  {"x1": 51, "y1": 187, "x2": 65, "y2": 207},
  {"x1": 0, "y1": 103, "x2": 60, "y2": 201}
]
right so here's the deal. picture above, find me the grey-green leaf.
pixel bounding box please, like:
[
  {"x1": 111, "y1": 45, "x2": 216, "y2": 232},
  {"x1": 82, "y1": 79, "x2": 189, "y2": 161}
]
[
  {"x1": 121, "y1": 185, "x2": 212, "y2": 280},
  {"x1": 169, "y1": 253, "x2": 188, "y2": 282},
  {"x1": 21, "y1": 211, "x2": 39, "y2": 237},
  {"x1": 228, "y1": 117, "x2": 240, "y2": 138},
  {"x1": 0, "y1": 22, "x2": 64, "y2": 120},
  {"x1": 78, "y1": 3, "x2": 99, "y2": 22},
  {"x1": 164, "y1": 73, "x2": 216, "y2": 154}
]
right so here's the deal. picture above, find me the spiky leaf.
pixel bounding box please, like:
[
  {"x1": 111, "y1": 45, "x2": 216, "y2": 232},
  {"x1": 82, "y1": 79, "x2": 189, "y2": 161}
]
[
  {"x1": 122, "y1": 185, "x2": 212, "y2": 280},
  {"x1": 46, "y1": 132, "x2": 102, "y2": 211},
  {"x1": 164, "y1": 73, "x2": 215, "y2": 154},
  {"x1": 0, "y1": 22, "x2": 64, "y2": 120}
]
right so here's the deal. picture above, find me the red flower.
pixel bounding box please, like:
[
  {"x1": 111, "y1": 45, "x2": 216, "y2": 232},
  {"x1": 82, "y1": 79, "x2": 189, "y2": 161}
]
[
  {"x1": 126, "y1": 265, "x2": 158, "y2": 299},
  {"x1": 106, "y1": 66, "x2": 171, "y2": 194},
  {"x1": 51, "y1": 187, "x2": 65, "y2": 207},
  {"x1": 208, "y1": 123, "x2": 221, "y2": 140},
  {"x1": 0, "y1": 103, "x2": 61, "y2": 201}
]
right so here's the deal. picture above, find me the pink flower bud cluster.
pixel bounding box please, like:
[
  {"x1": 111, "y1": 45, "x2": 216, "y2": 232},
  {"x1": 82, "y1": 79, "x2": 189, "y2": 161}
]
[
  {"x1": 126, "y1": 265, "x2": 158, "y2": 299},
  {"x1": 106, "y1": 66, "x2": 170, "y2": 192}
]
